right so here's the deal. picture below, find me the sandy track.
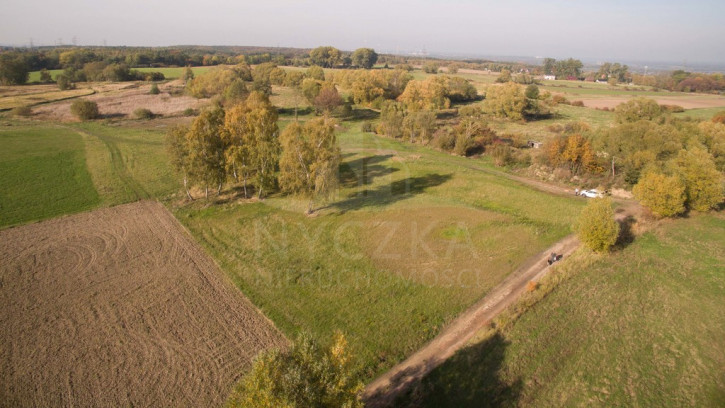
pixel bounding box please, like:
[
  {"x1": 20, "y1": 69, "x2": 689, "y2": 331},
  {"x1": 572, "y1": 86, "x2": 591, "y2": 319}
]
[
  {"x1": 0, "y1": 201, "x2": 285, "y2": 407},
  {"x1": 362, "y1": 235, "x2": 581, "y2": 407}
]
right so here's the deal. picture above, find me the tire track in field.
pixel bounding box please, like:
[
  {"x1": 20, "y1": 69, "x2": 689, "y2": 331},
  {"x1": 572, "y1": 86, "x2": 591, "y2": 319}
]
[{"x1": 69, "y1": 126, "x2": 150, "y2": 201}]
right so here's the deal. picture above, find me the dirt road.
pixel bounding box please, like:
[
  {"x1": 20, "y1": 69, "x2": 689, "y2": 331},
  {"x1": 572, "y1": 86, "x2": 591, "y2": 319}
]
[{"x1": 362, "y1": 157, "x2": 639, "y2": 407}]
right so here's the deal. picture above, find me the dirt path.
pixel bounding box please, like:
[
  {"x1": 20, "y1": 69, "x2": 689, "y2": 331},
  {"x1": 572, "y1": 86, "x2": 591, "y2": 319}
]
[
  {"x1": 362, "y1": 234, "x2": 581, "y2": 407},
  {"x1": 361, "y1": 154, "x2": 639, "y2": 407}
]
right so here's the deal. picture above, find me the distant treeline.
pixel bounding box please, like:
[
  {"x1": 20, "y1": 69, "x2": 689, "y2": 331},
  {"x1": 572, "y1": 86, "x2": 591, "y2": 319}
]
[{"x1": 632, "y1": 70, "x2": 725, "y2": 93}]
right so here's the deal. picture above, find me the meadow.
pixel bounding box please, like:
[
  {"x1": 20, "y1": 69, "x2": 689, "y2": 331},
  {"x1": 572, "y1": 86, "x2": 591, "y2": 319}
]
[
  {"x1": 0, "y1": 120, "x2": 178, "y2": 228},
  {"x1": 403, "y1": 213, "x2": 725, "y2": 407},
  {"x1": 176, "y1": 123, "x2": 584, "y2": 379}
]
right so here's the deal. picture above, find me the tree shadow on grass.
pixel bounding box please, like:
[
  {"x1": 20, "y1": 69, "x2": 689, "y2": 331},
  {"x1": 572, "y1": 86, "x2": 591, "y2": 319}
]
[
  {"x1": 390, "y1": 332, "x2": 522, "y2": 408},
  {"x1": 329, "y1": 173, "x2": 452, "y2": 213},
  {"x1": 348, "y1": 108, "x2": 380, "y2": 122},
  {"x1": 614, "y1": 214, "x2": 636, "y2": 250},
  {"x1": 339, "y1": 154, "x2": 397, "y2": 188}
]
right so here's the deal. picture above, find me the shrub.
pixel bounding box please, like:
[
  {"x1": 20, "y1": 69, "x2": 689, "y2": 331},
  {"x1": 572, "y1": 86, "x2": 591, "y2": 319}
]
[
  {"x1": 711, "y1": 111, "x2": 725, "y2": 124},
  {"x1": 660, "y1": 104, "x2": 684, "y2": 113},
  {"x1": 149, "y1": 83, "x2": 160, "y2": 95},
  {"x1": 490, "y1": 144, "x2": 513, "y2": 166},
  {"x1": 526, "y1": 281, "x2": 539, "y2": 292},
  {"x1": 551, "y1": 95, "x2": 569, "y2": 105},
  {"x1": 70, "y1": 99, "x2": 99, "y2": 120},
  {"x1": 576, "y1": 197, "x2": 619, "y2": 252},
  {"x1": 361, "y1": 122, "x2": 374, "y2": 133},
  {"x1": 571, "y1": 100, "x2": 585, "y2": 107},
  {"x1": 433, "y1": 128, "x2": 456, "y2": 151},
  {"x1": 133, "y1": 108, "x2": 154, "y2": 119},
  {"x1": 57, "y1": 74, "x2": 73, "y2": 90},
  {"x1": 11, "y1": 105, "x2": 32, "y2": 117},
  {"x1": 182, "y1": 108, "x2": 197, "y2": 117}
]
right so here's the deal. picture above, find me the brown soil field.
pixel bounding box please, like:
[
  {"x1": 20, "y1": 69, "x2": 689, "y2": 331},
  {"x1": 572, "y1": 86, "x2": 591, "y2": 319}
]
[
  {"x1": 0, "y1": 201, "x2": 286, "y2": 407},
  {"x1": 31, "y1": 80, "x2": 207, "y2": 121},
  {"x1": 569, "y1": 95, "x2": 725, "y2": 109}
]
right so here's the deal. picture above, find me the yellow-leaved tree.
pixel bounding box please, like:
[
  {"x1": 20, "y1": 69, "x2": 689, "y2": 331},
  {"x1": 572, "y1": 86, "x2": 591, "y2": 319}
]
[
  {"x1": 576, "y1": 197, "x2": 620, "y2": 252},
  {"x1": 632, "y1": 171, "x2": 686, "y2": 217},
  {"x1": 226, "y1": 332, "x2": 363, "y2": 408}
]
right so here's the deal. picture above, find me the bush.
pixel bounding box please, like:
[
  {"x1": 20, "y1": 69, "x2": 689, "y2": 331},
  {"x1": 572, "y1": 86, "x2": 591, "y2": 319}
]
[
  {"x1": 660, "y1": 104, "x2": 684, "y2": 113},
  {"x1": 11, "y1": 105, "x2": 32, "y2": 117},
  {"x1": 433, "y1": 128, "x2": 456, "y2": 151},
  {"x1": 70, "y1": 99, "x2": 99, "y2": 120},
  {"x1": 632, "y1": 171, "x2": 686, "y2": 218},
  {"x1": 182, "y1": 108, "x2": 197, "y2": 117},
  {"x1": 361, "y1": 122, "x2": 374, "y2": 133},
  {"x1": 711, "y1": 111, "x2": 725, "y2": 124},
  {"x1": 490, "y1": 144, "x2": 513, "y2": 166},
  {"x1": 133, "y1": 108, "x2": 154, "y2": 119},
  {"x1": 551, "y1": 95, "x2": 569, "y2": 105},
  {"x1": 149, "y1": 83, "x2": 160, "y2": 95},
  {"x1": 576, "y1": 197, "x2": 619, "y2": 252},
  {"x1": 571, "y1": 100, "x2": 585, "y2": 107},
  {"x1": 57, "y1": 74, "x2": 73, "y2": 90}
]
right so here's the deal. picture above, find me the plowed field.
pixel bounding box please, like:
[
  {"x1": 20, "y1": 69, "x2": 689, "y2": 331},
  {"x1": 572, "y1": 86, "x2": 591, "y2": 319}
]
[{"x1": 0, "y1": 201, "x2": 285, "y2": 407}]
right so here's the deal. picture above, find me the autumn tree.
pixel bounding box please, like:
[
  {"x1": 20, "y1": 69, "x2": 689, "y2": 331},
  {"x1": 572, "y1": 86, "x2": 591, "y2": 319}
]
[
  {"x1": 632, "y1": 171, "x2": 686, "y2": 217},
  {"x1": 351, "y1": 48, "x2": 378, "y2": 69},
  {"x1": 239, "y1": 92, "x2": 281, "y2": 198},
  {"x1": 484, "y1": 82, "x2": 527, "y2": 121},
  {"x1": 306, "y1": 65, "x2": 325, "y2": 81},
  {"x1": 186, "y1": 107, "x2": 228, "y2": 198},
  {"x1": 614, "y1": 97, "x2": 663, "y2": 124},
  {"x1": 576, "y1": 197, "x2": 619, "y2": 253},
  {"x1": 309, "y1": 46, "x2": 342, "y2": 68},
  {"x1": 227, "y1": 332, "x2": 363, "y2": 408},
  {"x1": 495, "y1": 69, "x2": 512, "y2": 83},
  {"x1": 669, "y1": 147, "x2": 724, "y2": 211},
  {"x1": 182, "y1": 66, "x2": 194, "y2": 82},
  {"x1": 313, "y1": 84, "x2": 343, "y2": 114},
  {"x1": 279, "y1": 117, "x2": 341, "y2": 213}
]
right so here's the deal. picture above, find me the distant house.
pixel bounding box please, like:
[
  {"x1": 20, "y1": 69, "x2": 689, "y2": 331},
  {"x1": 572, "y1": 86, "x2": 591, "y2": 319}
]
[
  {"x1": 543, "y1": 75, "x2": 556, "y2": 80},
  {"x1": 528, "y1": 140, "x2": 543, "y2": 149}
]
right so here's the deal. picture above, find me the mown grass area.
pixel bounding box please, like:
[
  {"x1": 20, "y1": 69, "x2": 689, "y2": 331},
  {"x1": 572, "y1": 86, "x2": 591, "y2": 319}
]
[
  {"x1": 0, "y1": 124, "x2": 99, "y2": 228},
  {"x1": 405, "y1": 213, "x2": 725, "y2": 407},
  {"x1": 27, "y1": 69, "x2": 63, "y2": 82},
  {"x1": 675, "y1": 107, "x2": 725, "y2": 121},
  {"x1": 0, "y1": 120, "x2": 178, "y2": 228},
  {"x1": 133, "y1": 66, "x2": 214, "y2": 80},
  {"x1": 0, "y1": 88, "x2": 95, "y2": 110},
  {"x1": 71, "y1": 122, "x2": 179, "y2": 204},
  {"x1": 176, "y1": 123, "x2": 584, "y2": 381}
]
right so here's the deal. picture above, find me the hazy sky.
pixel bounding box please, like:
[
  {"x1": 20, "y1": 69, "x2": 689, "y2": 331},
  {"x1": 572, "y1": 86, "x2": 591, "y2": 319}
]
[{"x1": 2, "y1": 0, "x2": 724, "y2": 63}]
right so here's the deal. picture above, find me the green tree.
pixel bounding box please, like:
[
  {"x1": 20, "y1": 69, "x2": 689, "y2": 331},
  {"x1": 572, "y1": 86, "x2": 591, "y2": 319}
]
[
  {"x1": 0, "y1": 53, "x2": 29, "y2": 85},
  {"x1": 149, "y1": 83, "x2": 160, "y2": 95},
  {"x1": 495, "y1": 69, "x2": 512, "y2": 83},
  {"x1": 576, "y1": 197, "x2": 620, "y2": 253},
  {"x1": 56, "y1": 74, "x2": 73, "y2": 90},
  {"x1": 632, "y1": 171, "x2": 686, "y2": 217},
  {"x1": 186, "y1": 107, "x2": 228, "y2": 198},
  {"x1": 309, "y1": 46, "x2": 342, "y2": 68},
  {"x1": 182, "y1": 66, "x2": 195, "y2": 82},
  {"x1": 351, "y1": 48, "x2": 378, "y2": 69},
  {"x1": 669, "y1": 147, "x2": 724, "y2": 212},
  {"x1": 39, "y1": 68, "x2": 53, "y2": 83},
  {"x1": 614, "y1": 97, "x2": 663, "y2": 124},
  {"x1": 301, "y1": 78, "x2": 322, "y2": 104},
  {"x1": 377, "y1": 101, "x2": 406, "y2": 139},
  {"x1": 306, "y1": 65, "x2": 325, "y2": 81},
  {"x1": 166, "y1": 124, "x2": 194, "y2": 200},
  {"x1": 227, "y1": 332, "x2": 363, "y2": 408},
  {"x1": 402, "y1": 110, "x2": 436, "y2": 144}
]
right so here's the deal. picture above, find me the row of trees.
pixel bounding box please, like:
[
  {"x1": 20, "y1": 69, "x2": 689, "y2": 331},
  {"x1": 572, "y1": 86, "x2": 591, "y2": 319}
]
[
  {"x1": 167, "y1": 92, "x2": 341, "y2": 211},
  {"x1": 632, "y1": 70, "x2": 725, "y2": 93},
  {"x1": 542, "y1": 58, "x2": 584, "y2": 79}
]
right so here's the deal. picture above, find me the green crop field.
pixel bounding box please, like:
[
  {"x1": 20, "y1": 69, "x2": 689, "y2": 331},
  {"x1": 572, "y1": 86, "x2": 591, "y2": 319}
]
[
  {"x1": 406, "y1": 214, "x2": 725, "y2": 407},
  {"x1": 0, "y1": 124, "x2": 99, "y2": 228},
  {"x1": 0, "y1": 120, "x2": 178, "y2": 228},
  {"x1": 133, "y1": 66, "x2": 214, "y2": 80},
  {"x1": 176, "y1": 123, "x2": 585, "y2": 380}
]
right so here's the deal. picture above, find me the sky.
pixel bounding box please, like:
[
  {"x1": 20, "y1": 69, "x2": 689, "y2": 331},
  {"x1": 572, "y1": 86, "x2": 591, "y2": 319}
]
[{"x1": 2, "y1": 0, "x2": 724, "y2": 64}]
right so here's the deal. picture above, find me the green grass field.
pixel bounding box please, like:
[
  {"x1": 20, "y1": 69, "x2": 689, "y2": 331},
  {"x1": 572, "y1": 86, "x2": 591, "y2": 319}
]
[
  {"x1": 0, "y1": 124, "x2": 99, "y2": 227},
  {"x1": 405, "y1": 214, "x2": 725, "y2": 407},
  {"x1": 0, "y1": 120, "x2": 178, "y2": 228},
  {"x1": 27, "y1": 66, "x2": 214, "y2": 83},
  {"x1": 176, "y1": 123, "x2": 584, "y2": 380}
]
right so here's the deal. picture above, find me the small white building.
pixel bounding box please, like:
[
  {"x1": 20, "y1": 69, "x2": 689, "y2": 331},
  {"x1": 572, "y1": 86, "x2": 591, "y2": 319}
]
[{"x1": 543, "y1": 75, "x2": 556, "y2": 81}]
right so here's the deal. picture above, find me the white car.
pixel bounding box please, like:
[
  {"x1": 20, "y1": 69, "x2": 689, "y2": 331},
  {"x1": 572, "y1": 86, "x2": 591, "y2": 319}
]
[{"x1": 580, "y1": 189, "x2": 604, "y2": 198}]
